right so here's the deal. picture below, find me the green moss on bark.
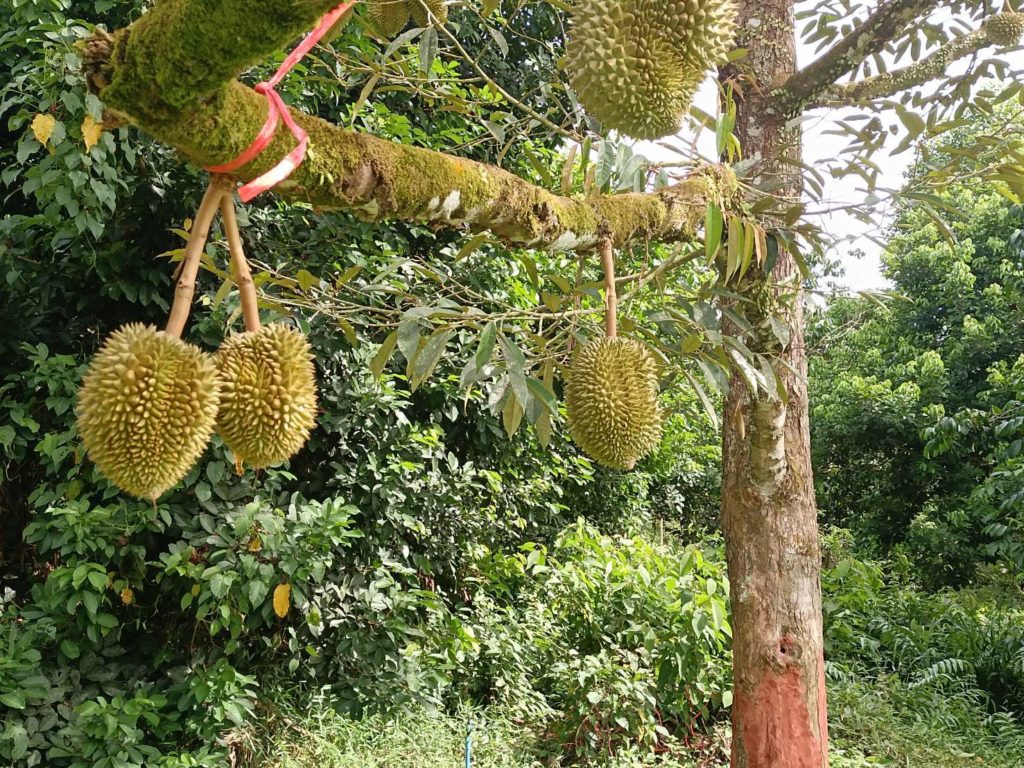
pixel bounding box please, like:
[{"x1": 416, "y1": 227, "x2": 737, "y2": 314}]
[{"x1": 87, "y1": 0, "x2": 727, "y2": 251}]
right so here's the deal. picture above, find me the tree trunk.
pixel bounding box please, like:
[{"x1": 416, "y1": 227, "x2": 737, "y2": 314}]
[{"x1": 719, "y1": 2, "x2": 829, "y2": 767}]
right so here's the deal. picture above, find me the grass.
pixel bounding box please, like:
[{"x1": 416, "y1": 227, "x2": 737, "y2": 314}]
[
  {"x1": 828, "y1": 676, "x2": 1024, "y2": 768},
  {"x1": 248, "y1": 675, "x2": 1024, "y2": 768}
]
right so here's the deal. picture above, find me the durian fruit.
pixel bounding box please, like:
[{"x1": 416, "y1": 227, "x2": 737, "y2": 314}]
[
  {"x1": 77, "y1": 323, "x2": 221, "y2": 499},
  {"x1": 215, "y1": 324, "x2": 318, "y2": 469},
  {"x1": 985, "y1": 12, "x2": 1024, "y2": 46},
  {"x1": 565, "y1": 337, "x2": 662, "y2": 470},
  {"x1": 565, "y1": 0, "x2": 738, "y2": 139},
  {"x1": 410, "y1": 0, "x2": 448, "y2": 27},
  {"x1": 366, "y1": 0, "x2": 411, "y2": 38}
]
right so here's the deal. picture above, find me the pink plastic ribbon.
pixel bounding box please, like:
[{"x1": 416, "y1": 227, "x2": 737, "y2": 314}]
[{"x1": 205, "y1": 0, "x2": 354, "y2": 202}]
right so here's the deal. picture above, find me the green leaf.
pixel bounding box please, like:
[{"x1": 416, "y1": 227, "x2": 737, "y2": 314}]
[
  {"x1": 526, "y1": 377, "x2": 558, "y2": 413},
  {"x1": 369, "y1": 331, "x2": 398, "y2": 379},
  {"x1": 502, "y1": 391, "x2": 524, "y2": 436},
  {"x1": 705, "y1": 203, "x2": 723, "y2": 262},
  {"x1": 61, "y1": 638, "x2": 81, "y2": 659},
  {"x1": 475, "y1": 321, "x2": 497, "y2": 369},
  {"x1": 0, "y1": 692, "x2": 26, "y2": 709},
  {"x1": 418, "y1": 26, "x2": 438, "y2": 74},
  {"x1": 410, "y1": 329, "x2": 454, "y2": 391}
]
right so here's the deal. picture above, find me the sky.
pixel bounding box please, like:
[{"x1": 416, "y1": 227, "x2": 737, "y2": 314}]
[{"x1": 635, "y1": 7, "x2": 1024, "y2": 295}]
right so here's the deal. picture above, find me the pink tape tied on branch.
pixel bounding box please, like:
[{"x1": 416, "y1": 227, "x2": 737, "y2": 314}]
[{"x1": 205, "y1": 1, "x2": 354, "y2": 202}]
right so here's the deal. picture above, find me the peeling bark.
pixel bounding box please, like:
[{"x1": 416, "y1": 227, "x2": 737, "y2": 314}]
[
  {"x1": 720, "y1": 1, "x2": 829, "y2": 766},
  {"x1": 83, "y1": 4, "x2": 736, "y2": 251}
]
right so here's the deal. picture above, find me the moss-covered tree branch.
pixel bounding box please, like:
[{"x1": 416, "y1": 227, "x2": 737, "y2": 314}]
[
  {"x1": 775, "y1": 0, "x2": 944, "y2": 112},
  {"x1": 83, "y1": 0, "x2": 735, "y2": 251},
  {"x1": 806, "y1": 14, "x2": 1023, "y2": 108}
]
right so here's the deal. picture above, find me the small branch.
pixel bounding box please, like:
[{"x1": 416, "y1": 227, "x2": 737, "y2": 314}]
[
  {"x1": 776, "y1": 0, "x2": 944, "y2": 111},
  {"x1": 809, "y1": 17, "x2": 1018, "y2": 108},
  {"x1": 165, "y1": 178, "x2": 229, "y2": 338},
  {"x1": 600, "y1": 239, "x2": 617, "y2": 338},
  {"x1": 220, "y1": 193, "x2": 262, "y2": 333},
  {"x1": 434, "y1": 19, "x2": 582, "y2": 144}
]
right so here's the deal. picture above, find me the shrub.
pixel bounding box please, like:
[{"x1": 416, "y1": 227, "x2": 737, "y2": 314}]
[{"x1": 464, "y1": 521, "x2": 732, "y2": 761}]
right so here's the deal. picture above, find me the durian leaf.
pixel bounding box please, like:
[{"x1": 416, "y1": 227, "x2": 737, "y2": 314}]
[
  {"x1": 475, "y1": 321, "x2": 497, "y2": 368},
  {"x1": 541, "y1": 292, "x2": 561, "y2": 313},
  {"x1": 410, "y1": 328, "x2": 454, "y2": 391},
  {"x1": 725, "y1": 216, "x2": 742, "y2": 281},
  {"x1": 499, "y1": 332, "x2": 528, "y2": 387},
  {"x1": 535, "y1": 409, "x2": 552, "y2": 448},
  {"x1": 454, "y1": 233, "x2": 490, "y2": 262},
  {"x1": 502, "y1": 390, "x2": 524, "y2": 436},
  {"x1": 526, "y1": 377, "x2": 558, "y2": 413},
  {"x1": 337, "y1": 318, "x2": 359, "y2": 347},
  {"x1": 418, "y1": 26, "x2": 438, "y2": 74},
  {"x1": 704, "y1": 203, "x2": 723, "y2": 262},
  {"x1": 560, "y1": 143, "x2": 578, "y2": 195},
  {"x1": 739, "y1": 221, "x2": 756, "y2": 279},
  {"x1": 370, "y1": 331, "x2": 399, "y2": 379},
  {"x1": 335, "y1": 265, "x2": 362, "y2": 286},
  {"x1": 682, "y1": 369, "x2": 719, "y2": 430}
]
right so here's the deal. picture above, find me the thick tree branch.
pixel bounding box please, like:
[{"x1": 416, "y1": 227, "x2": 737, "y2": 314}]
[
  {"x1": 776, "y1": 0, "x2": 944, "y2": 111},
  {"x1": 809, "y1": 27, "x2": 990, "y2": 107},
  {"x1": 83, "y1": 0, "x2": 735, "y2": 252}
]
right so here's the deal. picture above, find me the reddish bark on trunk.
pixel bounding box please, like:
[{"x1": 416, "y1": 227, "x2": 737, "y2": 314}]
[{"x1": 718, "y1": 1, "x2": 829, "y2": 766}]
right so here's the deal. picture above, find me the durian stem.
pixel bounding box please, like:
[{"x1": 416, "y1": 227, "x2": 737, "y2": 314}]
[
  {"x1": 600, "y1": 238, "x2": 617, "y2": 339},
  {"x1": 220, "y1": 193, "x2": 262, "y2": 333},
  {"x1": 165, "y1": 177, "x2": 229, "y2": 339}
]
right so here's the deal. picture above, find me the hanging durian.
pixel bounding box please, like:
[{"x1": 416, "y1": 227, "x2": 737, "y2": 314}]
[
  {"x1": 213, "y1": 196, "x2": 318, "y2": 469},
  {"x1": 77, "y1": 182, "x2": 227, "y2": 499},
  {"x1": 367, "y1": 0, "x2": 412, "y2": 37},
  {"x1": 565, "y1": 240, "x2": 662, "y2": 470},
  {"x1": 215, "y1": 324, "x2": 318, "y2": 468},
  {"x1": 77, "y1": 324, "x2": 221, "y2": 499},
  {"x1": 410, "y1": 0, "x2": 448, "y2": 27},
  {"x1": 564, "y1": 0, "x2": 738, "y2": 139},
  {"x1": 985, "y1": 11, "x2": 1024, "y2": 46}
]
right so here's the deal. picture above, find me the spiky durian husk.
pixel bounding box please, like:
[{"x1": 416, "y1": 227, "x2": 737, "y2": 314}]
[
  {"x1": 77, "y1": 324, "x2": 220, "y2": 499},
  {"x1": 215, "y1": 324, "x2": 318, "y2": 469},
  {"x1": 565, "y1": 337, "x2": 662, "y2": 470},
  {"x1": 565, "y1": 0, "x2": 738, "y2": 139},
  {"x1": 367, "y1": 0, "x2": 411, "y2": 38},
  {"x1": 410, "y1": 0, "x2": 448, "y2": 27},
  {"x1": 985, "y1": 12, "x2": 1024, "y2": 46}
]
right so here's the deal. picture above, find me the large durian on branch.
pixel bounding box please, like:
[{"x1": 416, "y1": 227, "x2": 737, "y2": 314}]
[
  {"x1": 565, "y1": 337, "x2": 662, "y2": 470},
  {"x1": 77, "y1": 323, "x2": 221, "y2": 499},
  {"x1": 985, "y1": 12, "x2": 1024, "y2": 46},
  {"x1": 215, "y1": 324, "x2": 318, "y2": 469},
  {"x1": 565, "y1": 0, "x2": 738, "y2": 139}
]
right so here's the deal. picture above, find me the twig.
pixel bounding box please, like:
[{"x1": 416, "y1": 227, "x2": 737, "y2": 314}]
[
  {"x1": 165, "y1": 177, "x2": 229, "y2": 338},
  {"x1": 600, "y1": 238, "x2": 617, "y2": 338},
  {"x1": 220, "y1": 192, "x2": 262, "y2": 333}
]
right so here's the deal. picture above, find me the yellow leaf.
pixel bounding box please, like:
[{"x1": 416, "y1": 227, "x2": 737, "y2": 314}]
[
  {"x1": 273, "y1": 583, "x2": 291, "y2": 618},
  {"x1": 31, "y1": 113, "x2": 56, "y2": 147},
  {"x1": 82, "y1": 115, "x2": 103, "y2": 152},
  {"x1": 120, "y1": 588, "x2": 135, "y2": 605},
  {"x1": 247, "y1": 536, "x2": 262, "y2": 552}
]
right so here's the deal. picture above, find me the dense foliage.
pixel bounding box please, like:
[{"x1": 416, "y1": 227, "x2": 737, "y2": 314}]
[
  {"x1": 809, "y1": 114, "x2": 1024, "y2": 587},
  {"x1": 0, "y1": 1, "x2": 720, "y2": 765}
]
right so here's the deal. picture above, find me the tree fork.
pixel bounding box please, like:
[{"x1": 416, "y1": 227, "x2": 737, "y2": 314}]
[
  {"x1": 82, "y1": 5, "x2": 736, "y2": 252},
  {"x1": 720, "y1": 1, "x2": 828, "y2": 766}
]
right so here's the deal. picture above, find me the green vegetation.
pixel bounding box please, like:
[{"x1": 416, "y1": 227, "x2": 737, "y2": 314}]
[{"x1": 4, "y1": 1, "x2": 1024, "y2": 767}]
